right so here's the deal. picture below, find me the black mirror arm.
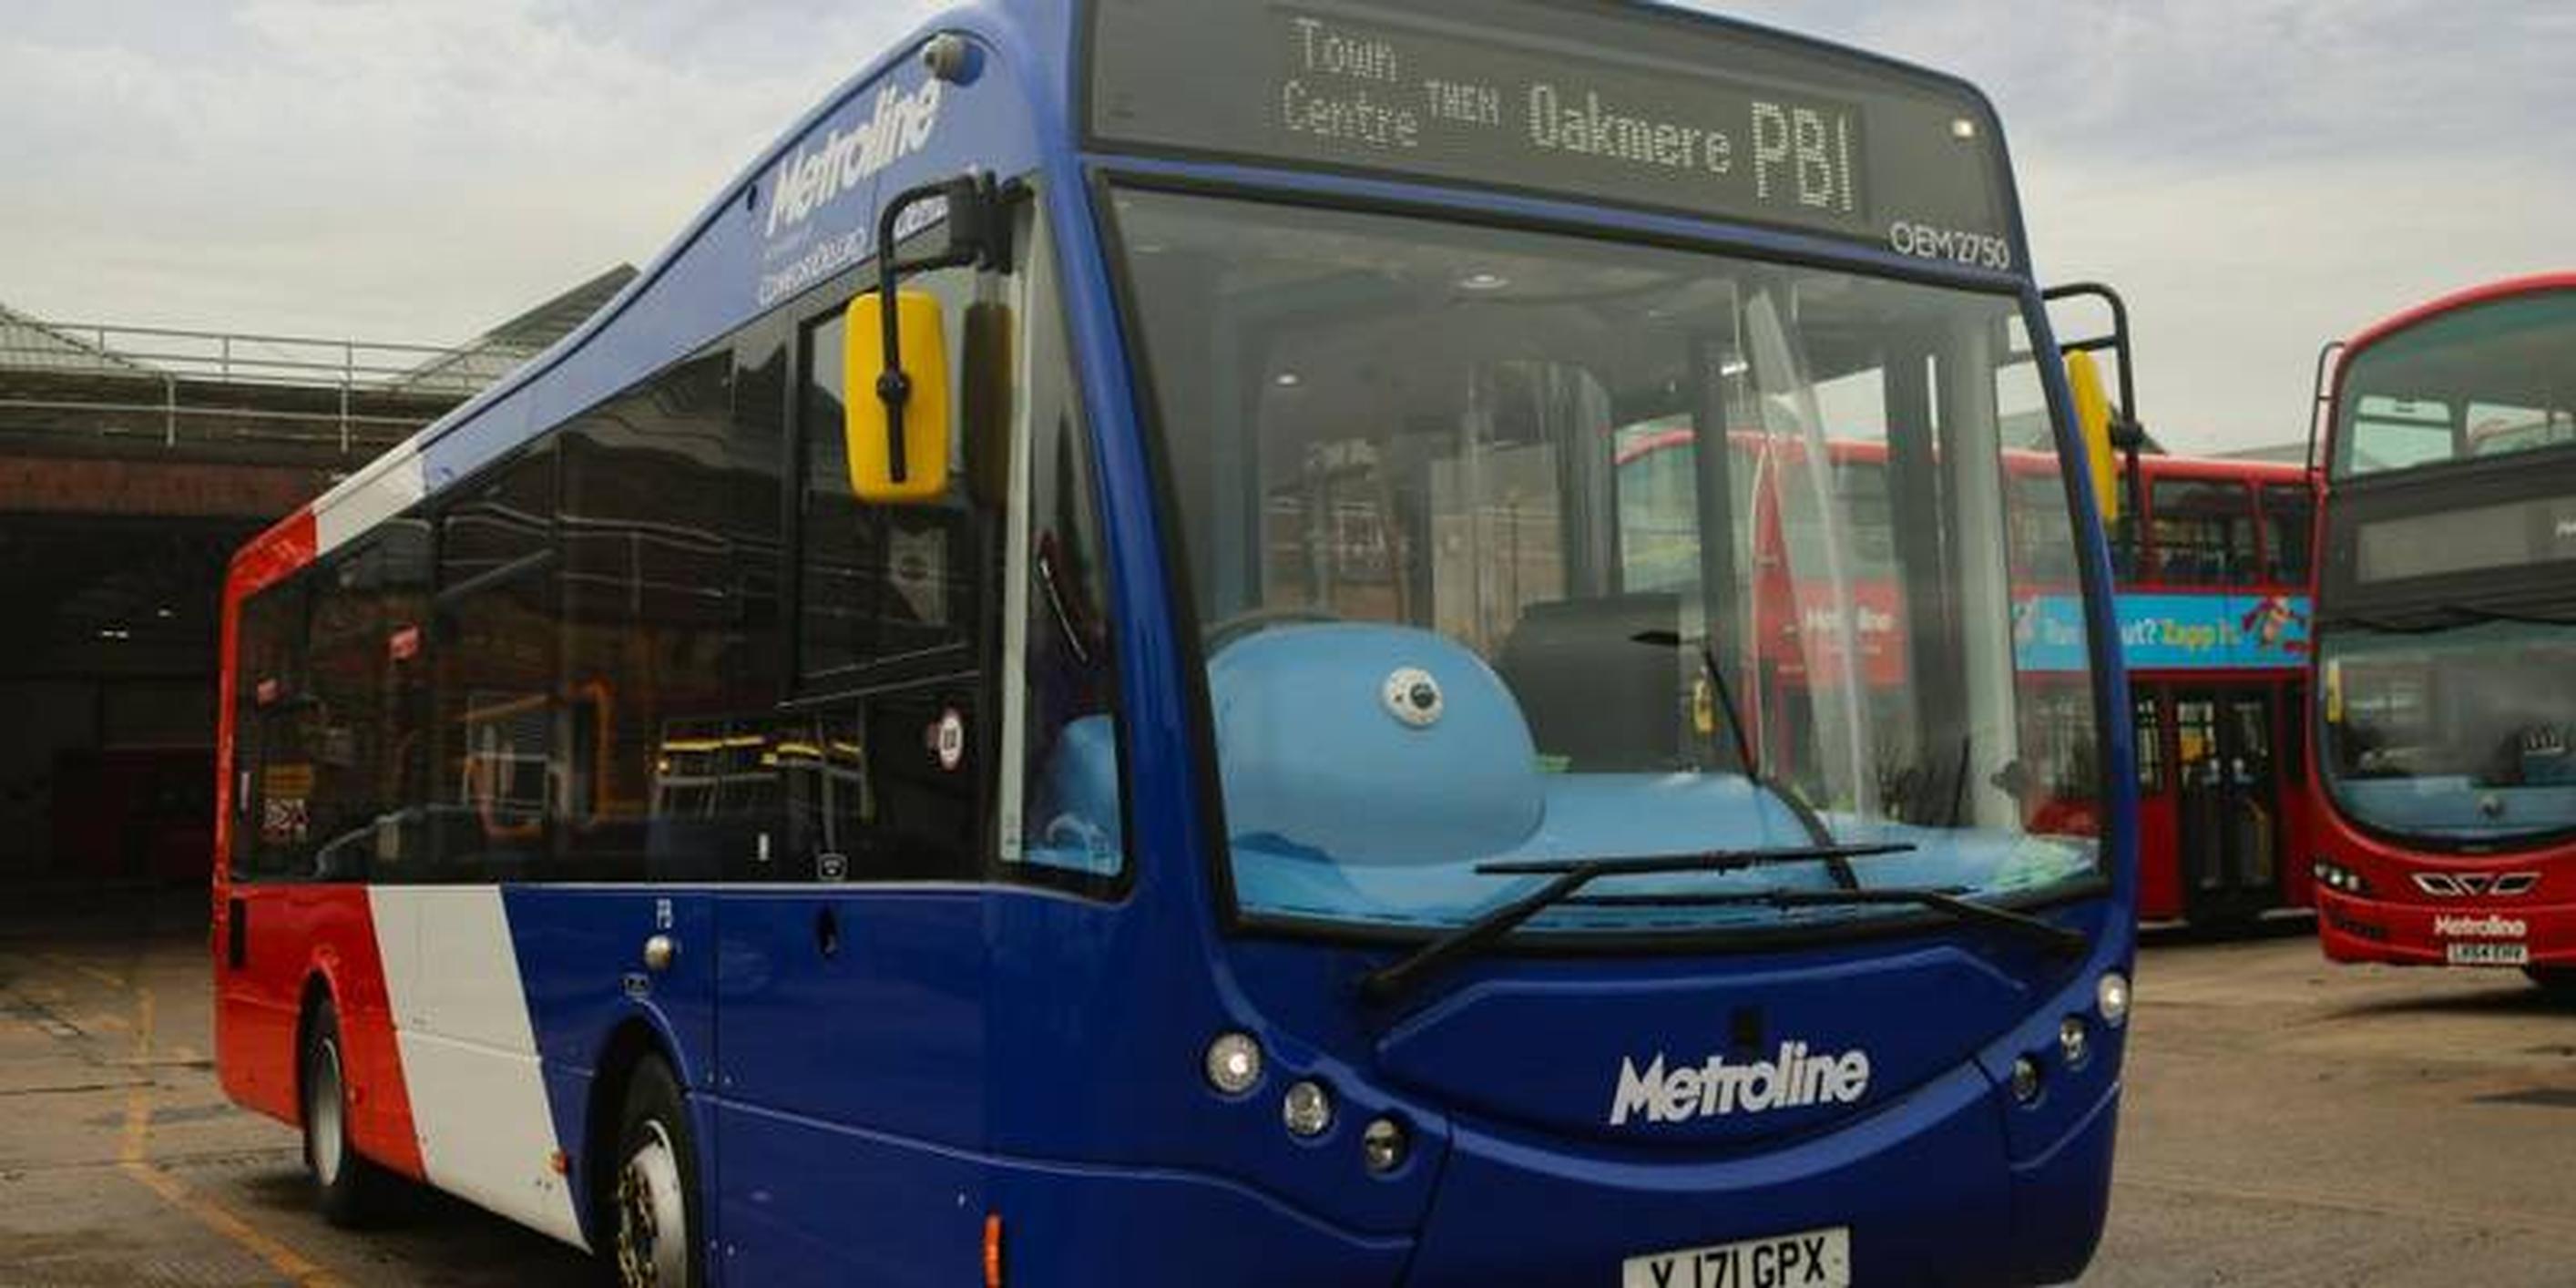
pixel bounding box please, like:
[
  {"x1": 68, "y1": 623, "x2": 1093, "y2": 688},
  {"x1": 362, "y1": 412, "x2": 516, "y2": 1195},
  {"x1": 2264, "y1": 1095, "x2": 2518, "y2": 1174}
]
[{"x1": 870, "y1": 172, "x2": 1009, "y2": 483}]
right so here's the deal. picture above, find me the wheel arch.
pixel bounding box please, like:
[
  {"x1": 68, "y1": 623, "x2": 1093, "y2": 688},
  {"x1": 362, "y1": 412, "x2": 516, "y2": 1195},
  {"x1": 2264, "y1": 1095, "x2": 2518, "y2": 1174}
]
[
  {"x1": 579, "y1": 1017, "x2": 687, "y2": 1249},
  {"x1": 291, "y1": 961, "x2": 345, "y2": 1130}
]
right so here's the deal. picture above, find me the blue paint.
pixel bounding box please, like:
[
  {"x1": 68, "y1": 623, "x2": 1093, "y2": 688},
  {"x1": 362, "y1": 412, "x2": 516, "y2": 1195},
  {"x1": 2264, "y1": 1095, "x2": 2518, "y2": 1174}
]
[{"x1": 442, "y1": 2, "x2": 2137, "y2": 1283}]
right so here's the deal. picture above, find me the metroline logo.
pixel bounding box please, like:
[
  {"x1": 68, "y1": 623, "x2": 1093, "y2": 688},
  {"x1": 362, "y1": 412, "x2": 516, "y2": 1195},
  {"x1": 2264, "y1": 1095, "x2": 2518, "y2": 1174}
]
[
  {"x1": 765, "y1": 79, "x2": 945, "y2": 239},
  {"x1": 1609, "y1": 1041, "x2": 1871, "y2": 1126},
  {"x1": 2435, "y1": 914, "x2": 2527, "y2": 939}
]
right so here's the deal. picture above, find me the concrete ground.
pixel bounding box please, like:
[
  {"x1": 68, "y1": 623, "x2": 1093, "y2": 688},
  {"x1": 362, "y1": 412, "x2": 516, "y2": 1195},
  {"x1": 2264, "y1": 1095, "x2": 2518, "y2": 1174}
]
[{"x1": 4, "y1": 894, "x2": 2573, "y2": 1286}]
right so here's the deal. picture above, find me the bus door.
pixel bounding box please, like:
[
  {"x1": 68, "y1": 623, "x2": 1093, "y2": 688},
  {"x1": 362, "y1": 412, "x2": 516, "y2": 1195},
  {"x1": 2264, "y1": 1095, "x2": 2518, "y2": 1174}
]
[
  {"x1": 2131, "y1": 688, "x2": 2183, "y2": 921},
  {"x1": 2280, "y1": 679, "x2": 2315, "y2": 907},
  {"x1": 710, "y1": 290, "x2": 999, "y2": 1284},
  {"x1": 2174, "y1": 686, "x2": 2281, "y2": 919}
]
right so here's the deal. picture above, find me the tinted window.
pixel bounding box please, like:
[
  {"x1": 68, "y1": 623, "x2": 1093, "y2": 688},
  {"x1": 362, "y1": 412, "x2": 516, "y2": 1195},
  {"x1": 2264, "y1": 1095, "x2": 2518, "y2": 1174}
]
[
  {"x1": 2150, "y1": 478, "x2": 2255, "y2": 586},
  {"x1": 231, "y1": 577, "x2": 312, "y2": 881},
  {"x1": 2009, "y1": 471, "x2": 2079, "y2": 587},
  {"x1": 798, "y1": 267, "x2": 986, "y2": 680},
  {"x1": 2335, "y1": 290, "x2": 2576, "y2": 479},
  {"x1": 434, "y1": 445, "x2": 558, "y2": 880},
  {"x1": 2260, "y1": 482, "x2": 2314, "y2": 587},
  {"x1": 786, "y1": 261, "x2": 1003, "y2": 884},
  {"x1": 300, "y1": 525, "x2": 433, "y2": 881},
  {"x1": 560, "y1": 349, "x2": 783, "y2": 883},
  {"x1": 1010, "y1": 220, "x2": 1122, "y2": 884}
]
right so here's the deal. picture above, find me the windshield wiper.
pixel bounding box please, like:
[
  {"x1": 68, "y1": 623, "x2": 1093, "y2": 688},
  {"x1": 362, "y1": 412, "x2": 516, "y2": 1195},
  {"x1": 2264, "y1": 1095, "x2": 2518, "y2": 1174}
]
[
  {"x1": 1562, "y1": 886, "x2": 2089, "y2": 959},
  {"x1": 1631, "y1": 629, "x2": 1854, "y2": 884},
  {"x1": 1357, "y1": 843, "x2": 1915, "y2": 1006}
]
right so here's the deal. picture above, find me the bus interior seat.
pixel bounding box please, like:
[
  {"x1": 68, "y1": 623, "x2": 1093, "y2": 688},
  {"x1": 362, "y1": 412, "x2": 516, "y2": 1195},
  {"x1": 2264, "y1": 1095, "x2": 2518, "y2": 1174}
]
[{"x1": 1495, "y1": 593, "x2": 1687, "y2": 773}]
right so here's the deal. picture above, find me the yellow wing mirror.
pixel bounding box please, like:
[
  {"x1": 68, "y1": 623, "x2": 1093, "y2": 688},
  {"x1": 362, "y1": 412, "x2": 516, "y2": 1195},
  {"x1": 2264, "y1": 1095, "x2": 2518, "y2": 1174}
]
[
  {"x1": 843, "y1": 289, "x2": 951, "y2": 504},
  {"x1": 2063, "y1": 348, "x2": 2121, "y2": 524},
  {"x1": 840, "y1": 171, "x2": 1010, "y2": 506}
]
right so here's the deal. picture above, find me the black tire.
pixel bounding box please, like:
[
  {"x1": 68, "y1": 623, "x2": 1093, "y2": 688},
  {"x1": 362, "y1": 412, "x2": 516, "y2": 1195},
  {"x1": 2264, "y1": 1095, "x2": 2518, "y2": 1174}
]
[
  {"x1": 2524, "y1": 966, "x2": 2576, "y2": 998},
  {"x1": 605, "y1": 1058, "x2": 705, "y2": 1288},
  {"x1": 302, "y1": 999, "x2": 394, "y2": 1227}
]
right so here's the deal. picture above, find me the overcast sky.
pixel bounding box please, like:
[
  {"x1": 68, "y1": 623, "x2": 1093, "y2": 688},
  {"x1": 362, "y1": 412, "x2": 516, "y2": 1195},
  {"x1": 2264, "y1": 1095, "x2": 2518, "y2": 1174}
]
[{"x1": 3, "y1": 1, "x2": 2567, "y2": 454}]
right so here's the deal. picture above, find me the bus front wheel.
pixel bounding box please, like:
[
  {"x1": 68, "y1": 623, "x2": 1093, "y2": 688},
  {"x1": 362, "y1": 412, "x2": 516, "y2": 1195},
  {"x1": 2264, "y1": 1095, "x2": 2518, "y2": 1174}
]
[
  {"x1": 2524, "y1": 966, "x2": 2576, "y2": 999},
  {"x1": 608, "y1": 1058, "x2": 704, "y2": 1288},
  {"x1": 301, "y1": 998, "x2": 394, "y2": 1226}
]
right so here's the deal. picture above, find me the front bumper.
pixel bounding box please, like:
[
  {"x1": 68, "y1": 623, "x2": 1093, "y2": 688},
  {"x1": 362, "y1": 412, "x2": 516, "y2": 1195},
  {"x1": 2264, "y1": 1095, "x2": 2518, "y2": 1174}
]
[
  {"x1": 2315, "y1": 887, "x2": 2576, "y2": 967},
  {"x1": 1395, "y1": 1065, "x2": 2118, "y2": 1288}
]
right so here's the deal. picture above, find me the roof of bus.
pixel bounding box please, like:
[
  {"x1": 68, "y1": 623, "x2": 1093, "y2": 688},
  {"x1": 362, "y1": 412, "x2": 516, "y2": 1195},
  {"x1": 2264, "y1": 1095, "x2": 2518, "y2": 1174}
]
[
  {"x1": 2342, "y1": 272, "x2": 2576, "y2": 360},
  {"x1": 229, "y1": 0, "x2": 2015, "y2": 605}
]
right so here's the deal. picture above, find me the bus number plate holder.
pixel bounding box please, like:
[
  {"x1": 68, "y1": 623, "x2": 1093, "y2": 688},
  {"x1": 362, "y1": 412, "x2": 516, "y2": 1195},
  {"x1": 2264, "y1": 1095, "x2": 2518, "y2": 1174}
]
[
  {"x1": 1622, "y1": 1225, "x2": 1850, "y2": 1288},
  {"x1": 2445, "y1": 941, "x2": 2529, "y2": 966}
]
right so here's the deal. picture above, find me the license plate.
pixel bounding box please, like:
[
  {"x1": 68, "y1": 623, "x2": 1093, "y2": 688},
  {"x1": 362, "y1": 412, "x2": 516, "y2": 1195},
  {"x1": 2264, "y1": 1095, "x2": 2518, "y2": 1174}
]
[
  {"x1": 1622, "y1": 1226, "x2": 1850, "y2": 1288},
  {"x1": 2446, "y1": 941, "x2": 2529, "y2": 966}
]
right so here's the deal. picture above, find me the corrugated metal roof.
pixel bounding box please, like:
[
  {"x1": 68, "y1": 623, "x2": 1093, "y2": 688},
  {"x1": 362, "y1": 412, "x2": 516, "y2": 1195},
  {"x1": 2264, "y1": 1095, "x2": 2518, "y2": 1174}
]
[
  {"x1": 391, "y1": 263, "x2": 638, "y2": 394},
  {"x1": 0, "y1": 302, "x2": 155, "y2": 374}
]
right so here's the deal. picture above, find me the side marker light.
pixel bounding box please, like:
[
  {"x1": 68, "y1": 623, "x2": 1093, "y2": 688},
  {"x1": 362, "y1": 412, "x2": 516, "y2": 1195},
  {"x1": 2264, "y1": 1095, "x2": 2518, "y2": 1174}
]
[{"x1": 984, "y1": 1212, "x2": 1003, "y2": 1288}]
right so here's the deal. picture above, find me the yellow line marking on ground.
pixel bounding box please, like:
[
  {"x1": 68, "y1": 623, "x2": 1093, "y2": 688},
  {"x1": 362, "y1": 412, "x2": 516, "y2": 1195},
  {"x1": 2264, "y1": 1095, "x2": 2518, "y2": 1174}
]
[
  {"x1": 118, "y1": 1160, "x2": 350, "y2": 1288},
  {"x1": 98, "y1": 970, "x2": 351, "y2": 1287},
  {"x1": 117, "y1": 988, "x2": 156, "y2": 1164},
  {"x1": 45, "y1": 953, "x2": 134, "y2": 993}
]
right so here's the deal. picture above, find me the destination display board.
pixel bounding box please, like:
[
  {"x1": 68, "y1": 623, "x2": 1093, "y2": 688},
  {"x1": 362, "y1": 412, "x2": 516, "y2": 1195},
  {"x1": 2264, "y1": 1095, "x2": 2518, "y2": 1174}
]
[{"x1": 1089, "y1": 0, "x2": 2019, "y2": 269}]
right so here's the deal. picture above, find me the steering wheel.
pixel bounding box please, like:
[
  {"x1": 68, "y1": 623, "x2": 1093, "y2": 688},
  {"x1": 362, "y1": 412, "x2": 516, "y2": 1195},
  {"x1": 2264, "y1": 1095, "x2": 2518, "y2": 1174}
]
[{"x1": 1201, "y1": 606, "x2": 1343, "y2": 655}]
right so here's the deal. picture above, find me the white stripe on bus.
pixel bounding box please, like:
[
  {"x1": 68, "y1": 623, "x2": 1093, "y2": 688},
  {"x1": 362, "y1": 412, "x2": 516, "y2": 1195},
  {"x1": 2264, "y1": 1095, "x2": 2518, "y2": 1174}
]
[{"x1": 369, "y1": 885, "x2": 587, "y2": 1250}]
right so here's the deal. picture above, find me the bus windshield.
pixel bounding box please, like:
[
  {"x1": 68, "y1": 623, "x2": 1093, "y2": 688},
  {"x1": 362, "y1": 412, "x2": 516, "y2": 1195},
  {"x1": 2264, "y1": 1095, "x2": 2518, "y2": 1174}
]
[
  {"x1": 2333, "y1": 289, "x2": 2576, "y2": 480},
  {"x1": 2322, "y1": 620, "x2": 2576, "y2": 843},
  {"x1": 1116, "y1": 189, "x2": 2102, "y2": 937}
]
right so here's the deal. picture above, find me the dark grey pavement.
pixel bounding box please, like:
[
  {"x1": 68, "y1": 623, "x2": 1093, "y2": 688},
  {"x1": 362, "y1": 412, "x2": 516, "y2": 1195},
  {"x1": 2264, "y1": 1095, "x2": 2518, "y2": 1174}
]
[{"x1": 4, "y1": 894, "x2": 2572, "y2": 1285}]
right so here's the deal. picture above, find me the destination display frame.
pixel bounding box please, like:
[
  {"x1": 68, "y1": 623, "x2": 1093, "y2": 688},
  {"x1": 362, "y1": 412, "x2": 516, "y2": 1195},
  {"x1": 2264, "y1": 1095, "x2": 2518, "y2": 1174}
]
[{"x1": 1084, "y1": 0, "x2": 2024, "y2": 271}]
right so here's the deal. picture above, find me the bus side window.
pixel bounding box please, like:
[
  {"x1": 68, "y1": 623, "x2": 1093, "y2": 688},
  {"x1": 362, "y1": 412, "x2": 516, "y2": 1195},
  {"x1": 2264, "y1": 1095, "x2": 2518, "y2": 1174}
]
[
  {"x1": 1009, "y1": 222, "x2": 1122, "y2": 884},
  {"x1": 559, "y1": 348, "x2": 780, "y2": 884},
  {"x1": 300, "y1": 526, "x2": 433, "y2": 882},
  {"x1": 786, "y1": 263, "x2": 996, "y2": 884},
  {"x1": 232, "y1": 576, "x2": 314, "y2": 882},
  {"x1": 2260, "y1": 482, "x2": 2315, "y2": 587},
  {"x1": 433, "y1": 445, "x2": 559, "y2": 883},
  {"x1": 2149, "y1": 478, "x2": 2256, "y2": 587},
  {"x1": 2108, "y1": 510, "x2": 2141, "y2": 581}
]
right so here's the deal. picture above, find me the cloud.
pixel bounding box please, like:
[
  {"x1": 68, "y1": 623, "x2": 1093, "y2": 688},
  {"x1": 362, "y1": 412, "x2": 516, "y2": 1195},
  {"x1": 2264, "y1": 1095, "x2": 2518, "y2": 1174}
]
[
  {"x1": 2, "y1": 2, "x2": 2561, "y2": 455},
  {"x1": 0, "y1": 0, "x2": 941, "y2": 339},
  {"x1": 1711, "y1": 0, "x2": 2573, "y2": 453}
]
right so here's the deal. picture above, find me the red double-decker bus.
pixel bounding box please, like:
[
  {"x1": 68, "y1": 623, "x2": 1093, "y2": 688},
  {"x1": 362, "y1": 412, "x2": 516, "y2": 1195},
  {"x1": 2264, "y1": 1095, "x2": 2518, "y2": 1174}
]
[
  {"x1": 2308, "y1": 274, "x2": 2576, "y2": 988},
  {"x1": 2092, "y1": 455, "x2": 2315, "y2": 924},
  {"x1": 1620, "y1": 429, "x2": 2313, "y2": 925}
]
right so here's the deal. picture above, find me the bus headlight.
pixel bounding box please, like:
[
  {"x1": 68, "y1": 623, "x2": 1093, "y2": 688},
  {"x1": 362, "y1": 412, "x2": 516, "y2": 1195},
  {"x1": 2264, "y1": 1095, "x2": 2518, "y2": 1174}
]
[
  {"x1": 2096, "y1": 971, "x2": 2131, "y2": 1027},
  {"x1": 1204, "y1": 1032, "x2": 1262, "y2": 1095}
]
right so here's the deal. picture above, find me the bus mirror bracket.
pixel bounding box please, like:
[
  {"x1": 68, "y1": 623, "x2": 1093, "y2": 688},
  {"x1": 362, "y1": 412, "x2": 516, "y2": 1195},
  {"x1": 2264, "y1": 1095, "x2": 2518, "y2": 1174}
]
[
  {"x1": 2044, "y1": 281, "x2": 2150, "y2": 526},
  {"x1": 844, "y1": 172, "x2": 1009, "y2": 506}
]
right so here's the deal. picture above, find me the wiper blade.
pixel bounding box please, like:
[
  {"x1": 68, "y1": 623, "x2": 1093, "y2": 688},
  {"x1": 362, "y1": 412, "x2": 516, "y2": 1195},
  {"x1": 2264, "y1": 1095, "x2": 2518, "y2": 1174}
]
[
  {"x1": 1357, "y1": 843, "x2": 1916, "y2": 1006},
  {"x1": 1561, "y1": 885, "x2": 2090, "y2": 959},
  {"x1": 1631, "y1": 629, "x2": 1853, "y2": 884}
]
